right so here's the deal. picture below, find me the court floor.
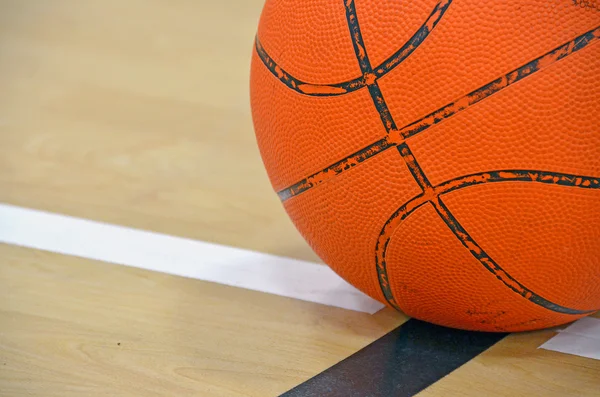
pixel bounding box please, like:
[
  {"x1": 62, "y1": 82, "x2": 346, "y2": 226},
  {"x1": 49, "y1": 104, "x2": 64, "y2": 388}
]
[{"x1": 0, "y1": 1, "x2": 598, "y2": 396}]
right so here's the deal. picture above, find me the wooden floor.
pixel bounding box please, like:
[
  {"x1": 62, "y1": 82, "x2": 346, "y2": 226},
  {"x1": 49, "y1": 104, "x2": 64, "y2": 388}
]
[{"x1": 0, "y1": 1, "x2": 598, "y2": 396}]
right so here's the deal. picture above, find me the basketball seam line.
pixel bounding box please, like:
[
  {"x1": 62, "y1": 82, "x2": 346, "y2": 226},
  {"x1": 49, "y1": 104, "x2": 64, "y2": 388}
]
[
  {"x1": 344, "y1": 0, "x2": 398, "y2": 133},
  {"x1": 261, "y1": 23, "x2": 600, "y2": 201},
  {"x1": 374, "y1": 170, "x2": 600, "y2": 317},
  {"x1": 256, "y1": 0, "x2": 599, "y2": 317},
  {"x1": 340, "y1": 0, "x2": 594, "y2": 319},
  {"x1": 253, "y1": 0, "x2": 452, "y2": 97}
]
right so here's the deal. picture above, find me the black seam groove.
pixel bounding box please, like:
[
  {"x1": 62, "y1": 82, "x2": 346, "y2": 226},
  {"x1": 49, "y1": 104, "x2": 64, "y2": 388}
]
[
  {"x1": 277, "y1": 138, "x2": 392, "y2": 201},
  {"x1": 397, "y1": 143, "x2": 433, "y2": 191},
  {"x1": 275, "y1": 25, "x2": 600, "y2": 201},
  {"x1": 344, "y1": 0, "x2": 398, "y2": 132},
  {"x1": 254, "y1": 0, "x2": 452, "y2": 97},
  {"x1": 375, "y1": 170, "x2": 600, "y2": 315},
  {"x1": 431, "y1": 198, "x2": 593, "y2": 315},
  {"x1": 344, "y1": 1, "x2": 597, "y2": 316},
  {"x1": 259, "y1": 0, "x2": 600, "y2": 316}
]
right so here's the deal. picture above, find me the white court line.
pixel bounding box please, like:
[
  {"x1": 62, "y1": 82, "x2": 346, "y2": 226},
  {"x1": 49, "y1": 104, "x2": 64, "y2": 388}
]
[
  {"x1": 539, "y1": 317, "x2": 600, "y2": 360},
  {"x1": 0, "y1": 203, "x2": 384, "y2": 314}
]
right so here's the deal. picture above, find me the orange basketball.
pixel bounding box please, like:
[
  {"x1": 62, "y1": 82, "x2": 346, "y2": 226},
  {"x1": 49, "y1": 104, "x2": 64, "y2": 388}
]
[{"x1": 249, "y1": 0, "x2": 600, "y2": 332}]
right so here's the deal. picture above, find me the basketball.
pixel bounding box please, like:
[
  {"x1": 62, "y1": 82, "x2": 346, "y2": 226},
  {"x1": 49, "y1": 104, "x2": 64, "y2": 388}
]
[{"x1": 249, "y1": 0, "x2": 600, "y2": 332}]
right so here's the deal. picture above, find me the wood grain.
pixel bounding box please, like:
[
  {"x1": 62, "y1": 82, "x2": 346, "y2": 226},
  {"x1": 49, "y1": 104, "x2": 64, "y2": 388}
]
[
  {"x1": 1, "y1": 243, "x2": 597, "y2": 397},
  {"x1": 0, "y1": 243, "x2": 403, "y2": 397},
  {"x1": 420, "y1": 314, "x2": 600, "y2": 397},
  {"x1": 0, "y1": 0, "x2": 319, "y2": 262},
  {"x1": 0, "y1": 1, "x2": 598, "y2": 396}
]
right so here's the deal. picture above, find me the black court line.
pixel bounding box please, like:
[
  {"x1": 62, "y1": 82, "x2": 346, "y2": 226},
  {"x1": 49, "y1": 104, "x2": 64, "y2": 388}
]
[
  {"x1": 280, "y1": 319, "x2": 508, "y2": 397},
  {"x1": 256, "y1": 2, "x2": 600, "y2": 396}
]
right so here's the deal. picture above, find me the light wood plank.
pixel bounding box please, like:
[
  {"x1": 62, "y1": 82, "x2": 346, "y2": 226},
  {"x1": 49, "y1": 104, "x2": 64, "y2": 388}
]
[
  {"x1": 0, "y1": 244, "x2": 403, "y2": 397},
  {"x1": 0, "y1": 1, "x2": 598, "y2": 396},
  {"x1": 419, "y1": 313, "x2": 600, "y2": 397},
  {"x1": 0, "y1": 0, "x2": 318, "y2": 262}
]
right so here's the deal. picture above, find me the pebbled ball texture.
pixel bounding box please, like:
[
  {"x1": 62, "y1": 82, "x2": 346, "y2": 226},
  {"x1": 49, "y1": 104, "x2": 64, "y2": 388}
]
[{"x1": 249, "y1": 0, "x2": 600, "y2": 331}]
